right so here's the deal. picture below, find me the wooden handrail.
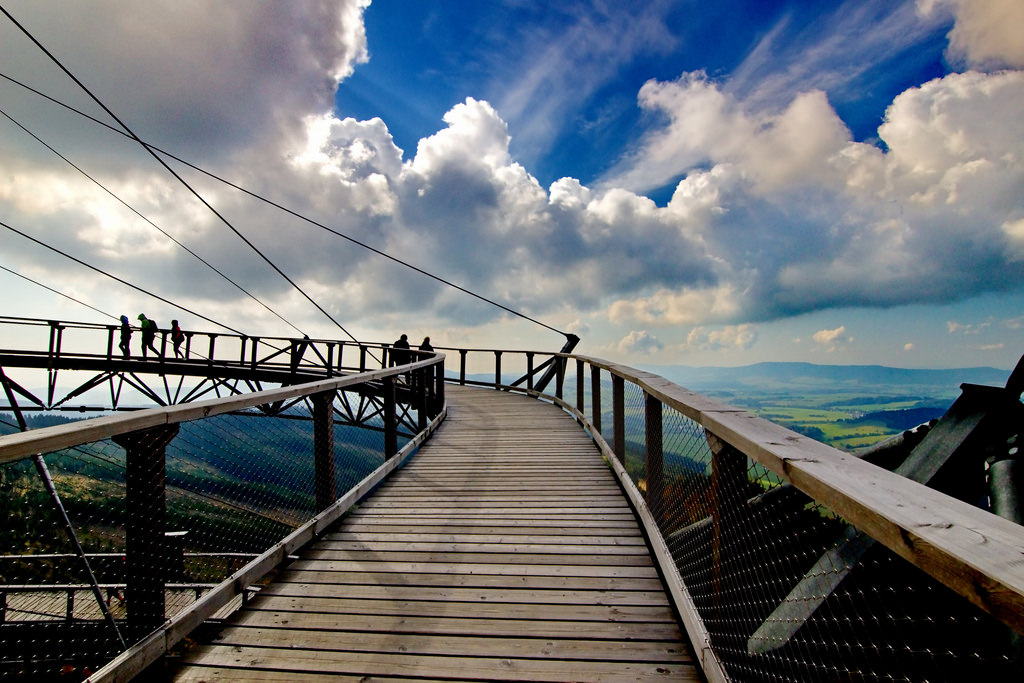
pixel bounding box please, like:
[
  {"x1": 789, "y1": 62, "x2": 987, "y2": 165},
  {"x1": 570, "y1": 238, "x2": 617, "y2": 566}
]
[
  {"x1": 565, "y1": 353, "x2": 1024, "y2": 635},
  {"x1": 0, "y1": 355, "x2": 444, "y2": 465}
]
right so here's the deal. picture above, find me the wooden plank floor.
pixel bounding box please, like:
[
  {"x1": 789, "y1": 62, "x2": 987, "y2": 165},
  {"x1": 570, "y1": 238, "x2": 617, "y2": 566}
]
[{"x1": 167, "y1": 385, "x2": 702, "y2": 682}]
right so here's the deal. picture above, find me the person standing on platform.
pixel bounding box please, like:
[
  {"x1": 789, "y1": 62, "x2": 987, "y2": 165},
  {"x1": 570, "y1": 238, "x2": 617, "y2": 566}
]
[
  {"x1": 137, "y1": 313, "x2": 160, "y2": 358},
  {"x1": 391, "y1": 333, "x2": 410, "y2": 367},
  {"x1": 170, "y1": 320, "x2": 185, "y2": 358},
  {"x1": 118, "y1": 315, "x2": 132, "y2": 358},
  {"x1": 419, "y1": 337, "x2": 434, "y2": 354}
]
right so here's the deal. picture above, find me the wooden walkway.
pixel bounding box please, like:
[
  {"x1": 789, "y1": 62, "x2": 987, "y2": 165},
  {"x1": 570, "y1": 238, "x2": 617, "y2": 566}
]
[{"x1": 166, "y1": 385, "x2": 701, "y2": 681}]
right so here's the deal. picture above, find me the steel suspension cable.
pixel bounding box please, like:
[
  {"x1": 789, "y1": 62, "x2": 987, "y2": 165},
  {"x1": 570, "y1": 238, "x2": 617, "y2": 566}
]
[
  {"x1": 0, "y1": 263, "x2": 117, "y2": 321},
  {"x1": 0, "y1": 106, "x2": 306, "y2": 338},
  {"x1": 0, "y1": 71, "x2": 572, "y2": 340},
  {"x1": 0, "y1": 6, "x2": 362, "y2": 344},
  {"x1": 0, "y1": 219, "x2": 247, "y2": 336}
]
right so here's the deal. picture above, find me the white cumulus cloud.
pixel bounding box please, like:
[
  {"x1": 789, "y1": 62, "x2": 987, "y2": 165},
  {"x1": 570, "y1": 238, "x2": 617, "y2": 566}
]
[
  {"x1": 617, "y1": 330, "x2": 664, "y2": 354},
  {"x1": 919, "y1": 0, "x2": 1024, "y2": 70},
  {"x1": 812, "y1": 325, "x2": 852, "y2": 352}
]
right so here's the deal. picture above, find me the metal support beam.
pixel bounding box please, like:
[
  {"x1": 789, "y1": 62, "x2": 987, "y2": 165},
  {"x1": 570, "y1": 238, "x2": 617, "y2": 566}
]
[{"x1": 532, "y1": 334, "x2": 579, "y2": 394}]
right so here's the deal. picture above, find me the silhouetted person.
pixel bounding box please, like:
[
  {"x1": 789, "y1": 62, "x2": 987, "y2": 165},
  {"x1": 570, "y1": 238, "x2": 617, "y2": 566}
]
[
  {"x1": 118, "y1": 315, "x2": 132, "y2": 358},
  {"x1": 137, "y1": 314, "x2": 160, "y2": 358},
  {"x1": 419, "y1": 337, "x2": 433, "y2": 353},
  {"x1": 171, "y1": 320, "x2": 185, "y2": 358},
  {"x1": 391, "y1": 333, "x2": 410, "y2": 367}
]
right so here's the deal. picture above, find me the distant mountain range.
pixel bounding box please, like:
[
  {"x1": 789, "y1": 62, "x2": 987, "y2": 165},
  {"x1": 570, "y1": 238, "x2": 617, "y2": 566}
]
[{"x1": 638, "y1": 362, "x2": 1010, "y2": 395}]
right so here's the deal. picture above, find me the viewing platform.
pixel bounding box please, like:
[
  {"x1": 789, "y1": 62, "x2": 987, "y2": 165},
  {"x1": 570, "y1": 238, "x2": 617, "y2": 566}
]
[
  {"x1": 167, "y1": 386, "x2": 699, "y2": 681},
  {"x1": 2, "y1": 317, "x2": 1022, "y2": 682}
]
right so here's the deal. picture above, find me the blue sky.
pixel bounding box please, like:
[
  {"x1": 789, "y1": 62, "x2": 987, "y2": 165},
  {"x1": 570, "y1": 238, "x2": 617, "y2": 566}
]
[
  {"x1": 1, "y1": 0, "x2": 1024, "y2": 370},
  {"x1": 338, "y1": 0, "x2": 951, "y2": 195}
]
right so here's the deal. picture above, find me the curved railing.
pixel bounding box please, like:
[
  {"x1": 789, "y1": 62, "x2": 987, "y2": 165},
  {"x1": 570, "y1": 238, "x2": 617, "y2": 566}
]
[
  {"x1": 3, "y1": 330, "x2": 1022, "y2": 681},
  {"x1": 0, "y1": 316, "x2": 431, "y2": 412},
  {"x1": 0, "y1": 353, "x2": 445, "y2": 680},
  {"x1": 443, "y1": 347, "x2": 1024, "y2": 682}
]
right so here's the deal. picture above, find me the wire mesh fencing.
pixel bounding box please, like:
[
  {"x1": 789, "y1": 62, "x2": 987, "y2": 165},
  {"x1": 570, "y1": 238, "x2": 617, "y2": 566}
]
[
  {"x1": 538, "y1": 356, "x2": 1022, "y2": 682},
  {"x1": 0, "y1": 383, "x2": 416, "y2": 680}
]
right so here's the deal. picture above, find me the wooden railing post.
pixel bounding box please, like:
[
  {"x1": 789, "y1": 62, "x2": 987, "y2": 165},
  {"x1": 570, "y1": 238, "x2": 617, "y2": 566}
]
[
  {"x1": 613, "y1": 374, "x2": 625, "y2": 465},
  {"x1": 576, "y1": 359, "x2": 585, "y2": 415},
  {"x1": 47, "y1": 321, "x2": 64, "y2": 406},
  {"x1": 645, "y1": 393, "x2": 664, "y2": 522},
  {"x1": 494, "y1": 351, "x2": 502, "y2": 388},
  {"x1": 459, "y1": 350, "x2": 468, "y2": 385},
  {"x1": 526, "y1": 353, "x2": 534, "y2": 391},
  {"x1": 434, "y1": 361, "x2": 445, "y2": 417},
  {"x1": 591, "y1": 365, "x2": 602, "y2": 435},
  {"x1": 112, "y1": 423, "x2": 179, "y2": 638},
  {"x1": 106, "y1": 325, "x2": 116, "y2": 360},
  {"x1": 555, "y1": 356, "x2": 564, "y2": 400},
  {"x1": 383, "y1": 375, "x2": 397, "y2": 458},
  {"x1": 312, "y1": 391, "x2": 336, "y2": 511},
  {"x1": 416, "y1": 367, "x2": 428, "y2": 431},
  {"x1": 707, "y1": 433, "x2": 749, "y2": 630}
]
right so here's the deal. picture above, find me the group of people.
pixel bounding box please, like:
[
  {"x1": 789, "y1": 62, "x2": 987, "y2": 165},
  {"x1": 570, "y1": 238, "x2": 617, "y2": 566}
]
[
  {"x1": 118, "y1": 314, "x2": 186, "y2": 359},
  {"x1": 390, "y1": 333, "x2": 434, "y2": 367},
  {"x1": 117, "y1": 320, "x2": 428, "y2": 366}
]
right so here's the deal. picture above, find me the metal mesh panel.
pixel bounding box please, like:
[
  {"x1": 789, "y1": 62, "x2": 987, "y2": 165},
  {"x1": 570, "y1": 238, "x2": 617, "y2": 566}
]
[
  {"x1": 651, "y1": 400, "x2": 1018, "y2": 682},
  {"x1": 533, "y1": 360, "x2": 1019, "y2": 681},
  {"x1": 0, "y1": 390, "x2": 389, "y2": 679},
  {"x1": 621, "y1": 380, "x2": 648, "y2": 486}
]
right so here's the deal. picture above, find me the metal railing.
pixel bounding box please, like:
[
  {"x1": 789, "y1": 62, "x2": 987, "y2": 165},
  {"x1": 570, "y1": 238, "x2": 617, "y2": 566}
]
[
  {"x1": 449, "y1": 349, "x2": 1024, "y2": 682},
  {"x1": 0, "y1": 353, "x2": 445, "y2": 680},
  {"x1": 0, "y1": 316, "x2": 437, "y2": 412}
]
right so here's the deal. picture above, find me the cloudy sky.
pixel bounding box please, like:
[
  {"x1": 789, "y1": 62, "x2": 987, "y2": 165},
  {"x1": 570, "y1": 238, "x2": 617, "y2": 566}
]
[{"x1": 2, "y1": 0, "x2": 1023, "y2": 370}]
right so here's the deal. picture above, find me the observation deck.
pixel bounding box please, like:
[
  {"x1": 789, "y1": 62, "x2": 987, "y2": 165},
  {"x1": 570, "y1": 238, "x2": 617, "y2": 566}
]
[
  {"x1": 167, "y1": 385, "x2": 699, "y2": 681},
  {"x1": 1, "y1": 317, "x2": 1022, "y2": 682}
]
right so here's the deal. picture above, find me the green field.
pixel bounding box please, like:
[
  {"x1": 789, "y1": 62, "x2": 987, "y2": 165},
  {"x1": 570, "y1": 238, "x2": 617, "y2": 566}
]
[{"x1": 710, "y1": 392, "x2": 950, "y2": 451}]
